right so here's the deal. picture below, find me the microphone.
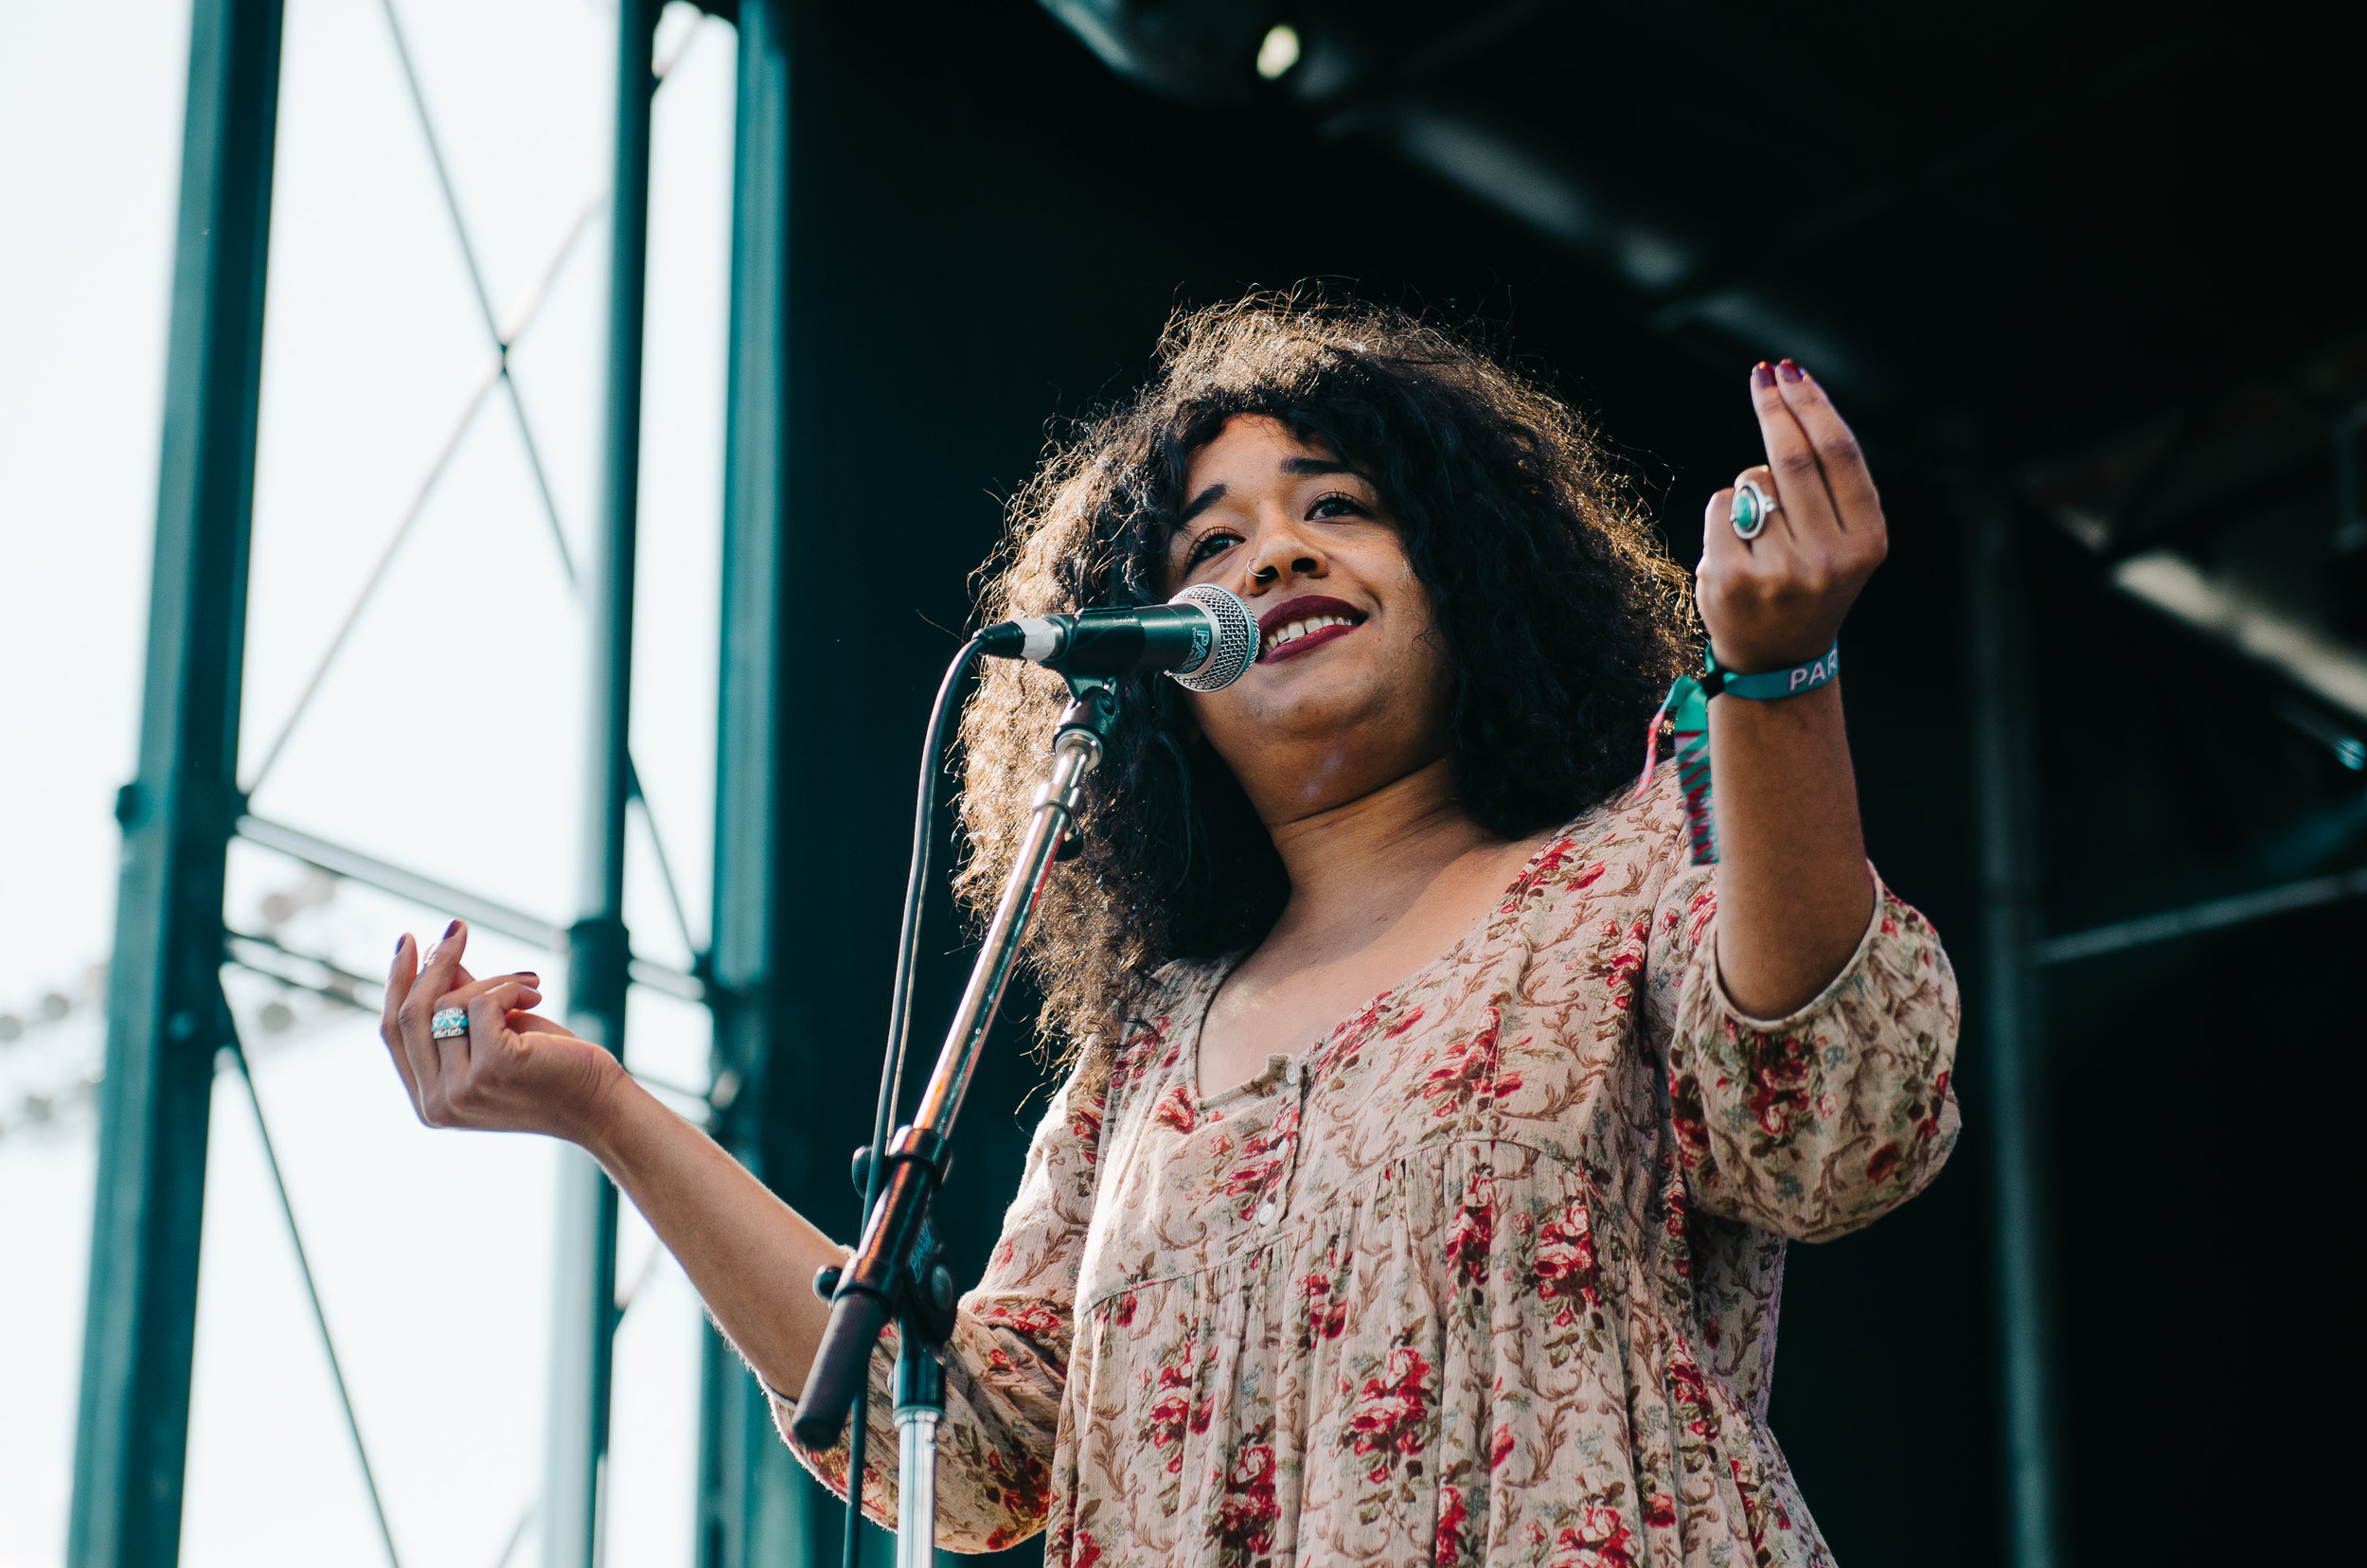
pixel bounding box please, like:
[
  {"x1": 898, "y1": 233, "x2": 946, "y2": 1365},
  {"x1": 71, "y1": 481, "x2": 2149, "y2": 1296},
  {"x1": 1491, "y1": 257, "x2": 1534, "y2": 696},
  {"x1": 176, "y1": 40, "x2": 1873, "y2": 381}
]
[{"x1": 976, "y1": 583, "x2": 1259, "y2": 692}]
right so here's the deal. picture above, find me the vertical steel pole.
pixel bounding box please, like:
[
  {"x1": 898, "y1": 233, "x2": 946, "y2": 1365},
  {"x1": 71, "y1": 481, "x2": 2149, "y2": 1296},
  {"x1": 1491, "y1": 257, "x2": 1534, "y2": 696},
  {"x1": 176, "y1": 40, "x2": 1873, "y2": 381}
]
[
  {"x1": 1966, "y1": 499, "x2": 2062, "y2": 1568},
  {"x1": 697, "y1": 4, "x2": 818, "y2": 1564},
  {"x1": 66, "y1": 4, "x2": 283, "y2": 1564},
  {"x1": 545, "y1": 4, "x2": 657, "y2": 1566}
]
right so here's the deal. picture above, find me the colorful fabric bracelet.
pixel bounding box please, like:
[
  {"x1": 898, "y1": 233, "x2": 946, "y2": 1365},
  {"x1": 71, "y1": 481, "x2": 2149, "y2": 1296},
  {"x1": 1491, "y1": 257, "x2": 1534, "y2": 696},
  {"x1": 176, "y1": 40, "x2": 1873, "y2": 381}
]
[
  {"x1": 1634, "y1": 642, "x2": 1842, "y2": 865},
  {"x1": 1700, "y1": 642, "x2": 1840, "y2": 702}
]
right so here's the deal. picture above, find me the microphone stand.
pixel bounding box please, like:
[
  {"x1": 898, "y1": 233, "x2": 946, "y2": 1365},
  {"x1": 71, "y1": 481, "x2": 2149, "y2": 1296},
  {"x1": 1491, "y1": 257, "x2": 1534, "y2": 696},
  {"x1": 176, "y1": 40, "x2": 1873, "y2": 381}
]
[{"x1": 792, "y1": 672, "x2": 1118, "y2": 1568}]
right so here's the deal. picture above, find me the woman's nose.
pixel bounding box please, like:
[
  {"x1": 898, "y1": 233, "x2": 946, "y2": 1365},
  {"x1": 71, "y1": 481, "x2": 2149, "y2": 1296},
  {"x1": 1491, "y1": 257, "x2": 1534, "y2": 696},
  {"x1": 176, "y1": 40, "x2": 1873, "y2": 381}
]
[{"x1": 1246, "y1": 525, "x2": 1326, "y2": 588}]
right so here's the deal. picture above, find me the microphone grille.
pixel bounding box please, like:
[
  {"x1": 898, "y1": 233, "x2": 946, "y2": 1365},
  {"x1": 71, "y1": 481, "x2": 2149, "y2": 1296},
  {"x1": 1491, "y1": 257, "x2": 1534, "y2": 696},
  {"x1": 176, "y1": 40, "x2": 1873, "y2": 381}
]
[{"x1": 1166, "y1": 584, "x2": 1258, "y2": 692}]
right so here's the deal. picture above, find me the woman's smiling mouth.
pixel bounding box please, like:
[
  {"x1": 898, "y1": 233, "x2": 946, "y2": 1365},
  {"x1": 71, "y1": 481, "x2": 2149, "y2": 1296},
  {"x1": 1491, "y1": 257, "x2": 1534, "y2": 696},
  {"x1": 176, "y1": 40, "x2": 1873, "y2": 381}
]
[{"x1": 1257, "y1": 595, "x2": 1367, "y2": 664}]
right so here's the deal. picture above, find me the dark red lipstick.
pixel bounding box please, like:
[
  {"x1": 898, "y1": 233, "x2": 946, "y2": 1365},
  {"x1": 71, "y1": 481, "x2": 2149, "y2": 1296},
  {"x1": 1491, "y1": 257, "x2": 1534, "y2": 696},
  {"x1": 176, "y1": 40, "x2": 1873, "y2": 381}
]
[{"x1": 1255, "y1": 595, "x2": 1366, "y2": 664}]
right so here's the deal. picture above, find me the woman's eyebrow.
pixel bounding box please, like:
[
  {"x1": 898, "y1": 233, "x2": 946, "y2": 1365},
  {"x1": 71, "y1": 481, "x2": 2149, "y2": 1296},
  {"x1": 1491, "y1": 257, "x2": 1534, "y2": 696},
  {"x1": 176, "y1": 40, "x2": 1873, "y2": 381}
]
[
  {"x1": 1180, "y1": 457, "x2": 1355, "y2": 526},
  {"x1": 1179, "y1": 483, "x2": 1227, "y2": 524}
]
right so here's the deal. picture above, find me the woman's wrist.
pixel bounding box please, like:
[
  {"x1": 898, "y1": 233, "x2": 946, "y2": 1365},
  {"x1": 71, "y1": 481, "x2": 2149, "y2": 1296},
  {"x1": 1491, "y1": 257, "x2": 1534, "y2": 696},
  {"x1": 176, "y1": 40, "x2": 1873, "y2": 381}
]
[
  {"x1": 562, "y1": 1055, "x2": 657, "y2": 1164},
  {"x1": 1705, "y1": 624, "x2": 1842, "y2": 677}
]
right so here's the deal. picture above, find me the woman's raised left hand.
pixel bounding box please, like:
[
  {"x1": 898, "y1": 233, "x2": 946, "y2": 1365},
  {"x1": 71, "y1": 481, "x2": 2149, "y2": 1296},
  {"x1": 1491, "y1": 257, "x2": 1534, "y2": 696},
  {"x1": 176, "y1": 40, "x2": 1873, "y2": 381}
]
[
  {"x1": 380, "y1": 920, "x2": 627, "y2": 1147},
  {"x1": 1694, "y1": 360, "x2": 1886, "y2": 673}
]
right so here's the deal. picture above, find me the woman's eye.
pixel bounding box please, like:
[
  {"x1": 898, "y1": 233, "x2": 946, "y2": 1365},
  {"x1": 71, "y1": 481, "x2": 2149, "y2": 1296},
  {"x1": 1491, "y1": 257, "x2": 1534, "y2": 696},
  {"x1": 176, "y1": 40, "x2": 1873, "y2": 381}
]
[
  {"x1": 1184, "y1": 530, "x2": 1239, "y2": 568},
  {"x1": 1308, "y1": 490, "x2": 1369, "y2": 521}
]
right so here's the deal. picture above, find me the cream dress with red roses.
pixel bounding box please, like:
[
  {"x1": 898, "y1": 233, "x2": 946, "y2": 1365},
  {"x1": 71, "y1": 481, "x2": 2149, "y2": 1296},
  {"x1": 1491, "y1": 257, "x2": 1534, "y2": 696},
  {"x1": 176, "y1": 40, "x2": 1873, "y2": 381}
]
[{"x1": 779, "y1": 765, "x2": 1960, "y2": 1567}]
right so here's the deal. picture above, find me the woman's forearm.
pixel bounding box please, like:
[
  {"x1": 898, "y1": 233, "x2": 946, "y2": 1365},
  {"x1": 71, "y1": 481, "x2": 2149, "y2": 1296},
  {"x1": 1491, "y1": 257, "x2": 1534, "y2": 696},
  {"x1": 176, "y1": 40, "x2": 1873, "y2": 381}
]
[
  {"x1": 1687, "y1": 359, "x2": 1888, "y2": 1019},
  {"x1": 377, "y1": 923, "x2": 846, "y2": 1393},
  {"x1": 580, "y1": 1078, "x2": 845, "y2": 1396},
  {"x1": 1707, "y1": 679, "x2": 1875, "y2": 1019}
]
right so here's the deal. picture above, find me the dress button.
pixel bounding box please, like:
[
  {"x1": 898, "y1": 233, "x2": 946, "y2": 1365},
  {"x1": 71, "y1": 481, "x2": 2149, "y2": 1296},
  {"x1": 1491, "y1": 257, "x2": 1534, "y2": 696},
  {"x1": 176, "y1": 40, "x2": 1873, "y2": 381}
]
[{"x1": 1255, "y1": 1202, "x2": 1277, "y2": 1225}]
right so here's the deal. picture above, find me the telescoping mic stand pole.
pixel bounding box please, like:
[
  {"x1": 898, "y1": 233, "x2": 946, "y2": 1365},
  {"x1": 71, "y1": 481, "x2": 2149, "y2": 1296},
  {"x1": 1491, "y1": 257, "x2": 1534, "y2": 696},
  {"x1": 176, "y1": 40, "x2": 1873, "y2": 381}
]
[{"x1": 792, "y1": 673, "x2": 1118, "y2": 1568}]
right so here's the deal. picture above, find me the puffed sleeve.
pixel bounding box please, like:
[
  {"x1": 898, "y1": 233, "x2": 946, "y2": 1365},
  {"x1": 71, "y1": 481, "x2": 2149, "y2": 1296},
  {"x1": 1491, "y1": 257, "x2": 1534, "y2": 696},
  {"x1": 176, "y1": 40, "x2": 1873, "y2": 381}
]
[
  {"x1": 774, "y1": 1045, "x2": 1109, "y2": 1552},
  {"x1": 1643, "y1": 859, "x2": 1961, "y2": 1243}
]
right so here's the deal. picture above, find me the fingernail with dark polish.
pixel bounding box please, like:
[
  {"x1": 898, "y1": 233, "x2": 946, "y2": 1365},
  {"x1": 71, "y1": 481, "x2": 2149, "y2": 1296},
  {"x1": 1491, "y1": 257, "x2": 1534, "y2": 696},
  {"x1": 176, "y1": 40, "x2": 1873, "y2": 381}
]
[
  {"x1": 443, "y1": 919, "x2": 460, "y2": 939},
  {"x1": 395, "y1": 935, "x2": 407, "y2": 956},
  {"x1": 1751, "y1": 362, "x2": 1775, "y2": 389},
  {"x1": 1777, "y1": 358, "x2": 1803, "y2": 383},
  {"x1": 517, "y1": 971, "x2": 539, "y2": 984}
]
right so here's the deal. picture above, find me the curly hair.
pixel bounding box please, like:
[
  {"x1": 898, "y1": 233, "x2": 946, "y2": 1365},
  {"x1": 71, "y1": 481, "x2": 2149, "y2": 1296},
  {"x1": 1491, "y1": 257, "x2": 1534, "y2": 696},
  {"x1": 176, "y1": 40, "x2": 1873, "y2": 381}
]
[{"x1": 954, "y1": 294, "x2": 1695, "y2": 1055}]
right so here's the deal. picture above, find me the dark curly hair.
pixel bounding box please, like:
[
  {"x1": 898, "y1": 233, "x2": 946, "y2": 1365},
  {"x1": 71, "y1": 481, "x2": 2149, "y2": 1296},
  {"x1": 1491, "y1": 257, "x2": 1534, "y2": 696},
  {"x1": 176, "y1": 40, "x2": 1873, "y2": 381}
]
[{"x1": 955, "y1": 294, "x2": 1695, "y2": 1054}]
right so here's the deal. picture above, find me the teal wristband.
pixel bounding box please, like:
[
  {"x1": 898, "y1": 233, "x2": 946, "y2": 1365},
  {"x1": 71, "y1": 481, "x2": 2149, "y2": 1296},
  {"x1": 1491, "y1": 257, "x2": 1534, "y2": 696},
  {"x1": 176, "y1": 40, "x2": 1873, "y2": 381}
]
[
  {"x1": 1635, "y1": 640, "x2": 1842, "y2": 866},
  {"x1": 1702, "y1": 642, "x2": 1839, "y2": 701}
]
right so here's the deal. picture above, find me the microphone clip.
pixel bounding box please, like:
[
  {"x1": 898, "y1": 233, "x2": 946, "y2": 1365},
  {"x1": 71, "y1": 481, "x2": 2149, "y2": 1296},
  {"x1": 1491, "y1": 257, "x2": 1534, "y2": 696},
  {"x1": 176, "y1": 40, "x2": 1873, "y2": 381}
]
[{"x1": 1049, "y1": 676, "x2": 1116, "y2": 861}]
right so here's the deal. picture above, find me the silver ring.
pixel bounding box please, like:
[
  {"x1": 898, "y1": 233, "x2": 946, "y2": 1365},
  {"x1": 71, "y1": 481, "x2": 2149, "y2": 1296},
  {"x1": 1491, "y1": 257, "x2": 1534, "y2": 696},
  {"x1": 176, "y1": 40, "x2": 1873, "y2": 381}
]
[
  {"x1": 430, "y1": 1007, "x2": 469, "y2": 1041},
  {"x1": 1732, "y1": 479, "x2": 1777, "y2": 541}
]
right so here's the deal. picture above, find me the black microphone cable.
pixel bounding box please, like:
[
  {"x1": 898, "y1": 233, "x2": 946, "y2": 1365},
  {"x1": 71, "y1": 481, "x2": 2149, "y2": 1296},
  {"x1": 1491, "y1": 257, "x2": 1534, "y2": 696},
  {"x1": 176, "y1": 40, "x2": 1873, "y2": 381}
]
[{"x1": 841, "y1": 633, "x2": 983, "y2": 1568}]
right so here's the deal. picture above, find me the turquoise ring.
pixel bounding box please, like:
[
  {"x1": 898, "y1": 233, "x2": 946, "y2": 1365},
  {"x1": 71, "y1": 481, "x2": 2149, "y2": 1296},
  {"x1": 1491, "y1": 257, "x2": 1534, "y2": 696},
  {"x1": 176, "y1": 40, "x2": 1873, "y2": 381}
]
[
  {"x1": 1731, "y1": 479, "x2": 1776, "y2": 541},
  {"x1": 430, "y1": 1007, "x2": 469, "y2": 1041}
]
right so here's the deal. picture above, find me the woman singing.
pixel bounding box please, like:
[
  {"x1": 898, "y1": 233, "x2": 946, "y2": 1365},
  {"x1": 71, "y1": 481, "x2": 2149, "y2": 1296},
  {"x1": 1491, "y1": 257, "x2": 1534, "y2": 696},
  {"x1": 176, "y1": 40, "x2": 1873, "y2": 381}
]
[{"x1": 381, "y1": 298, "x2": 1958, "y2": 1566}]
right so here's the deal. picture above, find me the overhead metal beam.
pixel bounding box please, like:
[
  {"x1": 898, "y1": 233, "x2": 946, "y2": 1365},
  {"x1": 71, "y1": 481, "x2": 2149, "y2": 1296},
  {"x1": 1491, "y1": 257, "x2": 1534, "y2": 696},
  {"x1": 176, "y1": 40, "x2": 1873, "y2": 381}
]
[
  {"x1": 544, "y1": 4, "x2": 659, "y2": 1565},
  {"x1": 2033, "y1": 864, "x2": 2367, "y2": 965},
  {"x1": 2109, "y1": 550, "x2": 2367, "y2": 722},
  {"x1": 67, "y1": 3, "x2": 285, "y2": 1564},
  {"x1": 231, "y1": 813, "x2": 703, "y2": 1000},
  {"x1": 1964, "y1": 499, "x2": 2063, "y2": 1568},
  {"x1": 698, "y1": 4, "x2": 825, "y2": 1563},
  {"x1": 239, "y1": 814, "x2": 565, "y2": 949}
]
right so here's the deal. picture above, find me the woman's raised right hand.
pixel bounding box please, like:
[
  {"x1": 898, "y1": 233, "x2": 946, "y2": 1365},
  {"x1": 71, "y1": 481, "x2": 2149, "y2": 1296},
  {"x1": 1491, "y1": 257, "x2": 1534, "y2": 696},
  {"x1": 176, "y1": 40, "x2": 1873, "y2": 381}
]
[{"x1": 380, "y1": 919, "x2": 628, "y2": 1147}]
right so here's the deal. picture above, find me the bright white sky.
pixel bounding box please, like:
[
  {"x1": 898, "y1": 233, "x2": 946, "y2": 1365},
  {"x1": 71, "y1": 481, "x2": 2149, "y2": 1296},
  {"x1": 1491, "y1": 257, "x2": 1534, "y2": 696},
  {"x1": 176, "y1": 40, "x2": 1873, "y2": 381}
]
[{"x1": 0, "y1": 3, "x2": 740, "y2": 1564}]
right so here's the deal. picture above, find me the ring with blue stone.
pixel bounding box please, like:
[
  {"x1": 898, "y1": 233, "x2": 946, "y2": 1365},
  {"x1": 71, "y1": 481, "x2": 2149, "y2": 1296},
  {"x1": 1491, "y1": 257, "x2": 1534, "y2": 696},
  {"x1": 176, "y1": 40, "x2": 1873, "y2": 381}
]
[
  {"x1": 430, "y1": 1007, "x2": 470, "y2": 1041},
  {"x1": 1731, "y1": 478, "x2": 1777, "y2": 541}
]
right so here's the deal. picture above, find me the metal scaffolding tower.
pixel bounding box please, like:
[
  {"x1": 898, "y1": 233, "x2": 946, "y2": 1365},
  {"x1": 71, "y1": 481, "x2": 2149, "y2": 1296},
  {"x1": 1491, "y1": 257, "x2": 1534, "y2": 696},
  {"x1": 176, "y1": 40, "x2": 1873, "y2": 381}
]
[
  {"x1": 68, "y1": 3, "x2": 284, "y2": 1562},
  {"x1": 65, "y1": 2, "x2": 803, "y2": 1564},
  {"x1": 697, "y1": 1, "x2": 822, "y2": 1562},
  {"x1": 1965, "y1": 500, "x2": 2062, "y2": 1568},
  {"x1": 543, "y1": 3, "x2": 660, "y2": 1565}
]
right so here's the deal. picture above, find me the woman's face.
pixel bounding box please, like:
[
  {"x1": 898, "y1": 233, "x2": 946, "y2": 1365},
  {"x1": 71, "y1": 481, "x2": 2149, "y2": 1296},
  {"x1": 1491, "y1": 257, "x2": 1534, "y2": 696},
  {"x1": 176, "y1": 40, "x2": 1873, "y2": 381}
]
[{"x1": 1164, "y1": 415, "x2": 1456, "y2": 823}]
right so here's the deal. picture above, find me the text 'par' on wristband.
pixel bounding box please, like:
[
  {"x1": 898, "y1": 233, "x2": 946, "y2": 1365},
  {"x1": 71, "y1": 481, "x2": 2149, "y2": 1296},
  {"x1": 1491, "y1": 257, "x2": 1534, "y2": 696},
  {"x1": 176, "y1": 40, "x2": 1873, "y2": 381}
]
[{"x1": 1701, "y1": 642, "x2": 1839, "y2": 702}]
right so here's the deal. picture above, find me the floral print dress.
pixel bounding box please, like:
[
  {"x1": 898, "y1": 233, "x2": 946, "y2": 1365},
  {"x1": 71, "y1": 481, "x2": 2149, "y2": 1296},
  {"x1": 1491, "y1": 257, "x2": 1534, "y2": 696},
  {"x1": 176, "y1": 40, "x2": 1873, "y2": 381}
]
[{"x1": 779, "y1": 767, "x2": 1961, "y2": 1566}]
